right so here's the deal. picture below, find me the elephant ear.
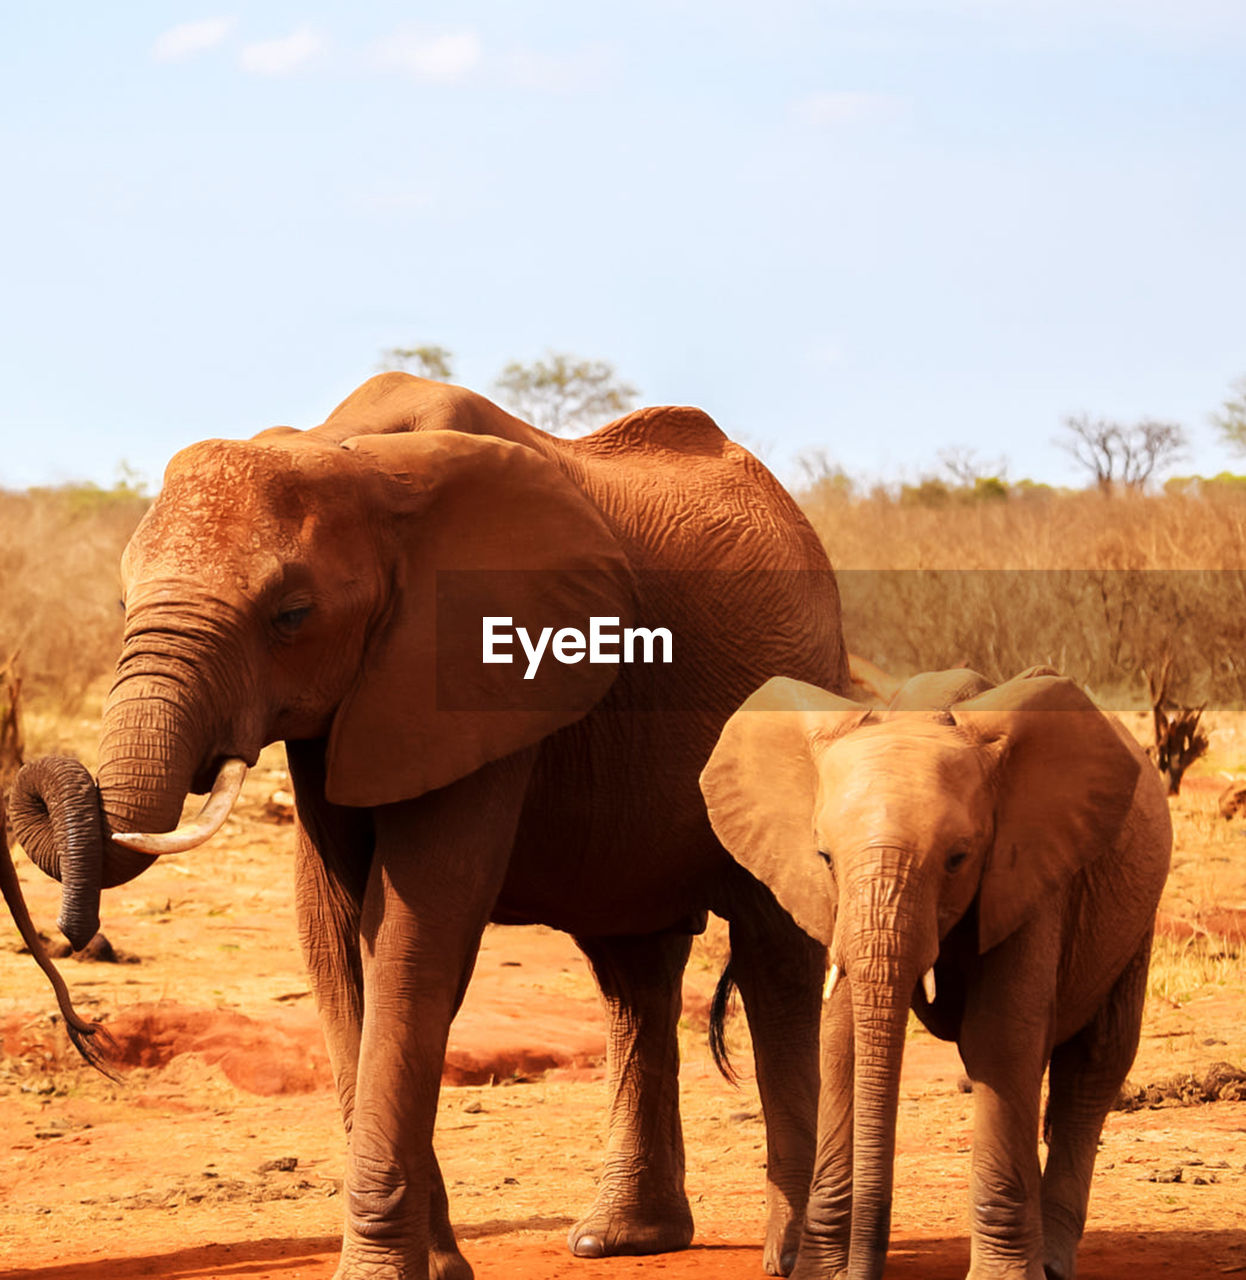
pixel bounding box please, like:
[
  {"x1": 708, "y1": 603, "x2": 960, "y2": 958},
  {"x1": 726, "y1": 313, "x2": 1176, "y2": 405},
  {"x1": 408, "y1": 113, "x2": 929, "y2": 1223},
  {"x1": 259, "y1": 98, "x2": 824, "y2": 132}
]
[
  {"x1": 326, "y1": 429, "x2": 636, "y2": 807},
  {"x1": 700, "y1": 677, "x2": 872, "y2": 945},
  {"x1": 954, "y1": 674, "x2": 1142, "y2": 955}
]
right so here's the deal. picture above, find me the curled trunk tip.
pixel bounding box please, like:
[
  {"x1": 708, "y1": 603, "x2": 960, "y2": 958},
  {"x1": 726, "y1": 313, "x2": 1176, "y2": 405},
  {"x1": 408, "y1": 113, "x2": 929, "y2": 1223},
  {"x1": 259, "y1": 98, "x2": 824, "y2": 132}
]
[{"x1": 8, "y1": 755, "x2": 108, "y2": 949}]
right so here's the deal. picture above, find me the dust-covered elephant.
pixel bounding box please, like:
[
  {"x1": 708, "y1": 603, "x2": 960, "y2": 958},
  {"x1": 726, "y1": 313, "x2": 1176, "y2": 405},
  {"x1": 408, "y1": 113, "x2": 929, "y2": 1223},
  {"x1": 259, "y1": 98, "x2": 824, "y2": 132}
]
[
  {"x1": 8, "y1": 374, "x2": 848, "y2": 1280},
  {"x1": 701, "y1": 668, "x2": 1171, "y2": 1280}
]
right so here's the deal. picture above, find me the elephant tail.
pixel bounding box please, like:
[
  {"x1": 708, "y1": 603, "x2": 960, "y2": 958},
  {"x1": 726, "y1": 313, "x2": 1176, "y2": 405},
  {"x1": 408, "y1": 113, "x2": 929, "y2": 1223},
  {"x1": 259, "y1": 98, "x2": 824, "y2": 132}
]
[{"x1": 708, "y1": 956, "x2": 740, "y2": 1085}]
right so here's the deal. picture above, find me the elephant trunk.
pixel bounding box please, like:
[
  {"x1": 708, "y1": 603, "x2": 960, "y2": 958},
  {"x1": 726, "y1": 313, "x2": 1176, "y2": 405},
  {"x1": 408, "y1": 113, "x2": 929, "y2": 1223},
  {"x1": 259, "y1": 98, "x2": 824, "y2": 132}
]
[
  {"x1": 839, "y1": 856, "x2": 936, "y2": 1280},
  {"x1": 0, "y1": 794, "x2": 114, "y2": 1071},
  {"x1": 845, "y1": 958, "x2": 912, "y2": 1280},
  {"x1": 10, "y1": 669, "x2": 206, "y2": 949},
  {"x1": 8, "y1": 755, "x2": 127, "y2": 950},
  {"x1": 11, "y1": 597, "x2": 257, "y2": 949}
]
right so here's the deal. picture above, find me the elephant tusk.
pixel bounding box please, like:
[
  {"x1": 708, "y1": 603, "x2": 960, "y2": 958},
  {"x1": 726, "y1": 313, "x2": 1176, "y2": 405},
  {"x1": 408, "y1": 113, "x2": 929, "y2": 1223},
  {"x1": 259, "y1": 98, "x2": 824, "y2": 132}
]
[
  {"x1": 922, "y1": 967, "x2": 937, "y2": 1004},
  {"x1": 111, "y1": 758, "x2": 249, "y2": 854},
  {"x1": 823, "y1": 962, "x2": 841, "y2": 1000}
]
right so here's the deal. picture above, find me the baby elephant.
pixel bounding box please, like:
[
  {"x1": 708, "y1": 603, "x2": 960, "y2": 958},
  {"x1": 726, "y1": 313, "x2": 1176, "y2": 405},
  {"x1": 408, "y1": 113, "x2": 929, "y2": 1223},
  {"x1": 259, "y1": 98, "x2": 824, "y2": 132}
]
[{"x1": 700, "y1": 668, "x2": 1171, "y2": 1280}]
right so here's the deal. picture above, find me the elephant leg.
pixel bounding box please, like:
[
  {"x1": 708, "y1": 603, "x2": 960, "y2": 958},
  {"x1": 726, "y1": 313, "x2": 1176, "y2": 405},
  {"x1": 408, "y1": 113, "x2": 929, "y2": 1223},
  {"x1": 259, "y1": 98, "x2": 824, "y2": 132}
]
[
  {"x1": 334, "y1": 749, "x2": 533, "y2": 1280},
  {"x1": 960, "y1": 945, "x2": 1055, "y2": 1280},
  {"x1": 289, "y1": 798, "x2": 368, "y2": 1126},
  {"x1": 568, "y1": 927, "x2": 696, "y2": 1259},
  {"x1": 1040, "y1": 933, "x2": 1152, "y2": 1280},
  {"x1": 791, "y1": 979, "x2": 853, "y2": 1280},
  {"x1": 289, "y1": 747, "x2": 470, "y2": 1280},
  {"x1": 728, "y1": 901, "x2": 823, "y2": 1276}
]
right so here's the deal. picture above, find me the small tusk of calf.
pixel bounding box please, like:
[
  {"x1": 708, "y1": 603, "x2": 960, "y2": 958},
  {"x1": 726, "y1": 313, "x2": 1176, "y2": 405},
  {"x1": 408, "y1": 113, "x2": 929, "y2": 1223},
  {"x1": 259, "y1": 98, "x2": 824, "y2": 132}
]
[
  {"x1": 922, "y1": 967, "x2": 937, "y2": 1004},
  {"x1": 112, "y1": 758, "x2": 248, "y2": 854},
  {"x1": 823, "y1": 963, "x2": 841, "y2": 1001}
]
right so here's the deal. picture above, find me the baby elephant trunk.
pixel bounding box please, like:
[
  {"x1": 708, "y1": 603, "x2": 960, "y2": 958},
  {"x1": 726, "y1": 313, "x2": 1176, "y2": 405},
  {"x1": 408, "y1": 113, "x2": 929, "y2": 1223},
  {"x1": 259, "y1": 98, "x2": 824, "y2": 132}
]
[{"x1": 837, "y1": 858, "x2": 938, "y2": 1280}]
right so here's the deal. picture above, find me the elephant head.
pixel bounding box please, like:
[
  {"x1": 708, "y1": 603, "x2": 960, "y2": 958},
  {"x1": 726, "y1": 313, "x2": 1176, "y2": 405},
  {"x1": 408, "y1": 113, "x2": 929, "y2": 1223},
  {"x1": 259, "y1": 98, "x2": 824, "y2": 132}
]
[
  {"x1": 10, "y1": 380, "x2": 636, "y2": 949},
  {"x1": 700, "y1": 669, "x2": 1141, "y2": 1279}
]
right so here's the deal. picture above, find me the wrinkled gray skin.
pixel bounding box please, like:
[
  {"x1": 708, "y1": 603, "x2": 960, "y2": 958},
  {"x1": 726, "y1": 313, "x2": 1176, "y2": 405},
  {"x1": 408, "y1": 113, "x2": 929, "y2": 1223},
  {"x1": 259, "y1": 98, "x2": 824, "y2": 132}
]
[{"x1": 702, "y1": 668, "x2": 1172, "y2": 1280}]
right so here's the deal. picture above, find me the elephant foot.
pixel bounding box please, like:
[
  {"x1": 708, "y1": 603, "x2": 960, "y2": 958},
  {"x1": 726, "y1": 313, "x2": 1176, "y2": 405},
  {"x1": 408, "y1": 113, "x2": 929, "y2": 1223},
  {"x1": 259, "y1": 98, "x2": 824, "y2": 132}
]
[
  {"x1": 567, "y1": 1191, "x2": 694, "y2": 1259},
  {"x1": 964, "y1": 1261, "x2": 1046, "y2": 1280},
  {"x1": 332, "y1": 1261, "x2": 406, "y2": 1280},
  {"x1": 1041, "y1": 1225, "x2": 1078, "y2": 1280},
  {"x1": 762, "y1": 1202, "x2": 803, "y2": 1275},
  {"x1": 332, "y1": 1244, "x2": 472, "y2": 1280},
  {"x1": 1043, "y1": 1263, "x2": 1072, "y2": 1280},
  {"x1": 764, "y1": 1246, "x2": 800, "y2": 1277},
  {"x1": 787, "y1": 1241, "x2": 848, "y2": 1280},
  {"x1": 430, "y1": 1245, "x2": 473, "y2": 1280}
]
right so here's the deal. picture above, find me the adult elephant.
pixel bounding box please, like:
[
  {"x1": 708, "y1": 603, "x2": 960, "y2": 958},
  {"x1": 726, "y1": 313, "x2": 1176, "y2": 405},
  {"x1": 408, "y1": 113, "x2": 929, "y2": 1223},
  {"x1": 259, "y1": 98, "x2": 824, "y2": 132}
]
[
  {"x1": 701, "y1": 668, "x2": 1171, "y2": 1280},
  {"x1": 10, "y1": 374, "x2": 848, "y2": 1280}
]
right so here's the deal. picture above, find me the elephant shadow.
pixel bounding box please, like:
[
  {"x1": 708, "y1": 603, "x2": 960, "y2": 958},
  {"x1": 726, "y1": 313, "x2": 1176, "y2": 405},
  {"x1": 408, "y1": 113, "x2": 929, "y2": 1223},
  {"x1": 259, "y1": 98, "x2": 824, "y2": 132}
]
[{"x1": 1, "y1": 1228, "x2": 1239, "y2": 1279}]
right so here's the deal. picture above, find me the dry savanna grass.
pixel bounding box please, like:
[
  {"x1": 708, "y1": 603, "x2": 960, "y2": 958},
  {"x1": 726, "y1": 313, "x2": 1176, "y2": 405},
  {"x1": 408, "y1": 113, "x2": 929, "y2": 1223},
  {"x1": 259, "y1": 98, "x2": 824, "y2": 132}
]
[
  {"x1": 801, "y1": 481, "x2": 1246, "y2": 572},
  {"x1": 801, "y1": 484, "x2": 1246, "y2": 708},
  {"x1": 0, "y1": 484, "x2": 146, "y2": 717}
]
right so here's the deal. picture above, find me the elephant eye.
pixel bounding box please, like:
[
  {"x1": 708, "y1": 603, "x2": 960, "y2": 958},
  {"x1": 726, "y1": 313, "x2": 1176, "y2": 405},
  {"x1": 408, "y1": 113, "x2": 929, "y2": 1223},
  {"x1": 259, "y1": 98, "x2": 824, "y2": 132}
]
[
  {"x1": 275, "y1": 604, "x2": 312, "y2": 634},
  {"x1": 945, "y1": 849, "x2": 969, "y2": 874}
]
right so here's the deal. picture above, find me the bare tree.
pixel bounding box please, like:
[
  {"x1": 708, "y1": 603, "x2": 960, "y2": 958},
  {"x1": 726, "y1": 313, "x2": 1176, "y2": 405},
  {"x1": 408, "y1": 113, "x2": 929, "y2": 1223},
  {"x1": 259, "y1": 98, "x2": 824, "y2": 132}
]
[
  {"x1": 493, "y1": 352, "x2": 637, "y2": 435},
  {"x1": 378, "y1": 344, "x2": 455, "y2": 380},
  {"x1": 937, "y1": 445, "x2": 1008, "y2": 487},
  {"x1": 1056, "y1": 414, "x2": 1187, "y2": 493}
]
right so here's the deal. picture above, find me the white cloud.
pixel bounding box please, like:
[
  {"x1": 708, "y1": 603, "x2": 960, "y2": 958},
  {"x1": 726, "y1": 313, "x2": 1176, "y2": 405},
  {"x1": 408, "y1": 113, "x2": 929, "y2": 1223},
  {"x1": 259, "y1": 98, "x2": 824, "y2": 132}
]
[
  {"x1": 151, "y1": 17, "x2": 235, "y2": 63},
  {"x1": 374, "y1": 29, "x2": 481, "y2": 82},
  {"x1": 239, "y1": 27, "x2": 325, "y2": 76},
  {"x1": 793, "y1": 90, "x2": 907, "y2": 127}
]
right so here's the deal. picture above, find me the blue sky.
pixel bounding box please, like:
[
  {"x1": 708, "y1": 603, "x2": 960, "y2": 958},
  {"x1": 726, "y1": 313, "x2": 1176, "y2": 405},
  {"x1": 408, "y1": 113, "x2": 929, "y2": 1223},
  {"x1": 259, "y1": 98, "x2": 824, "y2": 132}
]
[{"x1": 3, "y1": 2, "x2": 1244, "y2": 492}]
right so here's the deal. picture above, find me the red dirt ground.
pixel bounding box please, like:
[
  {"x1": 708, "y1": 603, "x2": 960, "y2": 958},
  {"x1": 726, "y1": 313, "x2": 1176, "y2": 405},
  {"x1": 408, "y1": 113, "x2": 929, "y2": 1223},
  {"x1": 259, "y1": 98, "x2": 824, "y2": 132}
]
[{"x1": 2, "y1": 739, "x2": 1244, "y2": 1279}]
